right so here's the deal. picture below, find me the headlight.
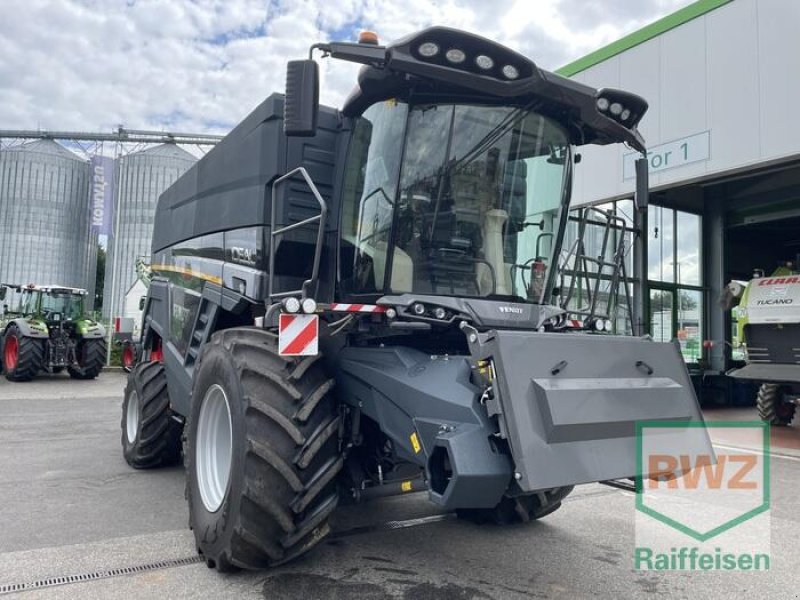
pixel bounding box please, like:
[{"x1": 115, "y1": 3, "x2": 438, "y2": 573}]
[
  {"x1": 596, "y1": 97, "x2": 609, "y2": 111},
  {"x1": 433, "y1": 307, "x2": 447, "y2": 320},
  {"x1": 475, "y1": 55, "x2": 494, "y2": 70},
  {"x1": 609, "y1": 102, "x2": 623, "y2": 116},
  {"x1": 502, "y1": 64, "x2": 519, "y2": 79},
  {"x1": 412, "y1": 302, "x2": 426, "y2": 315},
  {"x1": 620, "y1": 108, "x2": 631, "y2": 121},
  {"x1": 445, "y1": 48, "x2": 466, "y2": 64},
  {"x1": 301, "y1": 298, "x2": 317, "y2": 314},
  {"x1": 418, "y1": 42, "x2": 439, "y2": 57},
  {"x1": 282, "y1": 297, "x2": 301, "y2": 313}
]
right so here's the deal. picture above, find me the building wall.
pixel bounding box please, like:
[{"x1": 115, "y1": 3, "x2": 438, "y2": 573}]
[
  {"x1": 0, "y1": 140, "x2": 96, "y2": 292},
  {"x1": 570, "y1": 0, "x2": 800, "y2": 206},
  {"x1": 103, "y1": 144, "x2": 195, "y2": 318}
]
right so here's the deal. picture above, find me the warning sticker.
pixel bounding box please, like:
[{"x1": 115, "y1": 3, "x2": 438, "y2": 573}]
[
  {"x1": 278, "y1": 314, "x2": 319, "y2": 357},
  {"x1": 410, "y1": 432, "x2": 422, "y2": 454}
]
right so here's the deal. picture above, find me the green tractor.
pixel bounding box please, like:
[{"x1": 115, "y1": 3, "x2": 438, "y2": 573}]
[{"x1": 0, "y1": 284, "x2": 107, "y2": 382}]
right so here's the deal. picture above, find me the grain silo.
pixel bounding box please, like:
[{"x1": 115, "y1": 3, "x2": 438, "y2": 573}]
[
  {"x1": 0, "y1": 140, "x2": 95, "y2": 292},
  {"x1": 103, "y1": 144, "x2": 196, "y2": 318}
]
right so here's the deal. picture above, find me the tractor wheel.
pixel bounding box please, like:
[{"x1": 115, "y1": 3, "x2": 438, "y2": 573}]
[
  {"x1": 757, "y1": 383, "x2": 796, "y2": 426},
  {"x1": 3, "y1": 324, "x2": 44, "y2": 382},
  {"x1": 185, "y1": 327, "x2": 341, "y2": 571},
  {"x1": 456, "y1": 486, "x2": 574, "y2": 525},
  {"x1": 68, "y1": 339, "x2": 106, "y2": 380},
  {"x1": 121, "y1": 361, "x2": 183, "y2": 468}
]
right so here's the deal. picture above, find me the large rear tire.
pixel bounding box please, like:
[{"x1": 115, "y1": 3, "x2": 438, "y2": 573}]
[
  {"x1": 456, "y1": 486, "x2": 574, "y2": 525},
  {"x1": 757, "y1": 383, "x2": 796, "y2": 426},
  {"x1": 3, "y1": 324, "x2": 44, "y2": 382},
  {"x1": 186, "y1": 327, "x2": 341, "y2": 571},
  {"x1": 68, "y1": 338, "x2": 106, "y2": 380},
  {"x1": 121, "y1": 361, "x2": 183, "y2": 468}
]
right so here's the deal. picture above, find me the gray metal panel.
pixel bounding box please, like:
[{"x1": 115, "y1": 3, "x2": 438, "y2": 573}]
[
  {"x1": 103, "y1": 144, "x2": 196, "y2": 318},
  {"x1": 470, "y1": 331, "x2": 712, "y2": 491},
  {"x1": 727, "y1": 363, "x2": 800, "y2": 383},
  {"x1": 0, "y1": 140, "x2": 95, "y2": 292}
]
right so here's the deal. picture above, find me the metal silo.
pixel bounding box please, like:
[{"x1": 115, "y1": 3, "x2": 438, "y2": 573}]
[
  {"x1": 103, "y1": 144, "x2": 196, "y2": 318},
  {"x1": 0, "y1": 140, "x2": 95, "y2": 292}
]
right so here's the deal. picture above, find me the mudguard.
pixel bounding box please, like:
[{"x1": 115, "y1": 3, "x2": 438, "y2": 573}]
[
  {"x1": 468, "y1": 330, "x2": 714, "y2": 492},
  {"x1": 3, "y1": 319, "x2": 49, "y2": 339}
]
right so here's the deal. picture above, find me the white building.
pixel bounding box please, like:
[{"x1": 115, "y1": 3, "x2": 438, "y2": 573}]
[{"x1": 560, "y1": 0, "x2": 800, "y2": 401}]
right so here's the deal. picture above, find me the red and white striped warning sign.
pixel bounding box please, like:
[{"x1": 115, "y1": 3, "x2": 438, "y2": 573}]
[
  {"x1": 278, "y1": 314, "x2": 319, "y2": 356},
  {"x1": 328, "y1": 303, "x2": 386, "y2": 313}
]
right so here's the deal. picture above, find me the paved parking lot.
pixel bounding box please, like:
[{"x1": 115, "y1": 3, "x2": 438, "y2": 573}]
[{"x1": 1, "y1": 372, "x2": 798, "y2": 599}]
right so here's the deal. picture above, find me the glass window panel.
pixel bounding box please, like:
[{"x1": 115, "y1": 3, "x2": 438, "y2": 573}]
[
  {"x1": 676, "y1": 289, "x2": 702, "y2": 363},
  {"x1": 648, "y1": 205, "x2": 674, "y2": 283},
  {"x1": 649, "y1": 289, "x2": 673, "y2": 343},
  {"x1": 676, "y1": 211, "x2": 701, "y2": 286}
]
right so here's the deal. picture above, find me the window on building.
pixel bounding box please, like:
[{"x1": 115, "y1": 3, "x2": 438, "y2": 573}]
[{"x1": 647, "y1": 206, "x2": 704, "y2": 363}]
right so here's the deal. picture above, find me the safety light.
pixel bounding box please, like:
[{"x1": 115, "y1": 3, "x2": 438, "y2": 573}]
[
  {"x1": 301, "y1": 298, "x2": 317, "y2": 314},
  {"x1": 358, "y1": 31, "x2": 379, "y2": 45},
  {"x1": 475, "y1": 55, "x2": 494, "y2": 70},
  {"x1": 609, "y1": 102, "x2": 623, "y2": 116},
  {"x1": 596, "y1": 97, "x2": 609, "y2": 111},
  {"x1": 502, "y1": 65, "x2": 519, "y2": 79},
  {"x1": 433, "y1": 307, "x2": 447, "y2": 320},
  {"x1": 282, "y1": 297, "x2": 301, "y2": 313},
  {"x1": 418, "y1": 42, "x2": 439, "y2": 57},
  {"x1": 445, "y1": 48, "x2": 466, "y2": 64},
  {"x1": 413, "y1": 302, "x2": 426, "y2": 315}
]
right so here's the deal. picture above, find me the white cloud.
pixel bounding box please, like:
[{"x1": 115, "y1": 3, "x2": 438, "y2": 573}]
[{"x1": 0, "y1": 0, "x2": 694, "y2": 135}]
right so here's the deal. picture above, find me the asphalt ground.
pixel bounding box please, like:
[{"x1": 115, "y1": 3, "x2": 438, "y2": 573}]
[{"x1": 1, "y1": 372, "x2": 798, "y2": 599}]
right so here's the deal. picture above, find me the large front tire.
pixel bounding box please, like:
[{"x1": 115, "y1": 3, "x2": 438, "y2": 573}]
[
  {"x1": 456, "y1": 486, "x2": 574, "y2": 525},
  {"x1": 757, "y1": 383, "x2": 796, "y2": 426},
  {"x1": 3, "y1": 324, "x2": 44, "y2": 382},
  {"x1": 68, "y1": 338, "x2": 106, "y2": 380},
  {"x1": 121, "y1": 361, "x2": 183, "y2": 468},
  {"x1": 186, "y1": 327, "x2": 341, "y2": 571}
]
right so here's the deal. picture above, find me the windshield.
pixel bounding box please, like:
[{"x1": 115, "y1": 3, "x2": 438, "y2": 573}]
[
  {"x1": 38, "y1": 292, "x2": 83, "y2": 320},
  {"x1": 339, "y1": 101, "x2": 570, "y2": 303}
]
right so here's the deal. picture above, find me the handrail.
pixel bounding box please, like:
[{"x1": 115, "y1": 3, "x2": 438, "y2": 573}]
[{"x1": 268, "y1": 167, "x2": 328, "y2": 302}]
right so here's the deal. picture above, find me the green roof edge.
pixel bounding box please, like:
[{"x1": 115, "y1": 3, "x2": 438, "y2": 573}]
[{"x1": 555, "y1": 0, "x2": 734, "y2": 77}]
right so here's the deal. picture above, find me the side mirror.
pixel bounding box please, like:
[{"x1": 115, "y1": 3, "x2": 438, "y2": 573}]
[
  {"x1": 284, "y1": 60, "x2": 319, "y2": 137},
  {"x1": 138, "y1": 297, "x2": 146, "y2": 310},
  {"x1": 0, "y1": 287, "x2": 5, "y2": 301},
  {"x1": 634, "y1": 156, "x2": 649, "y2": 211}
]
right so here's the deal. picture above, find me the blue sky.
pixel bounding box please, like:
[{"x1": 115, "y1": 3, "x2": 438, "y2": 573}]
[{"x1": 0, "y1": 0, "x2": 694, "y2": 136}]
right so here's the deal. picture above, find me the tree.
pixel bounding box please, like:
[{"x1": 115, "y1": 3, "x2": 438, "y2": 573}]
[{"x1": 95, "y1": 246, "x2": 106, "y2": 311}]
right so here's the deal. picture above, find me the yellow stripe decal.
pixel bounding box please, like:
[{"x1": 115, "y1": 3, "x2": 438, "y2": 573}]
[{"x1": 151, "y1": 264, "x2": 223, "y2": 285}]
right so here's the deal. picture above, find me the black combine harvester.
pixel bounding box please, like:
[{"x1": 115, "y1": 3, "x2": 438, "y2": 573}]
[{"x1": 121, "y1": 28, "x2": 711, "y2": 571}]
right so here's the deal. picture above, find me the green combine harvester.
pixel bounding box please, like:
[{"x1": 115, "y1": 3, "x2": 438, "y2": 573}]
[
  {"x1": 724, "y1": 263, "x2": 800, "y2": 425},
  {"x1": 0, "y1": 284, "x2": 106, "y2": 382}
]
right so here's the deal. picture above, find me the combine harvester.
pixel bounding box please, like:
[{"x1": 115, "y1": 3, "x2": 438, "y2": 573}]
[
  {"x1": 121, "y1": 28, "x2": 711, "y2": 570},
  {"x1": 725, "y1": 263, "x2": 800, "y2": 425}
]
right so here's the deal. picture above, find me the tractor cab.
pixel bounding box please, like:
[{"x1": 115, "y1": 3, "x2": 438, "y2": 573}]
[{"x1": 4, "y1": 284, "x2": 87, "y2": 325}]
